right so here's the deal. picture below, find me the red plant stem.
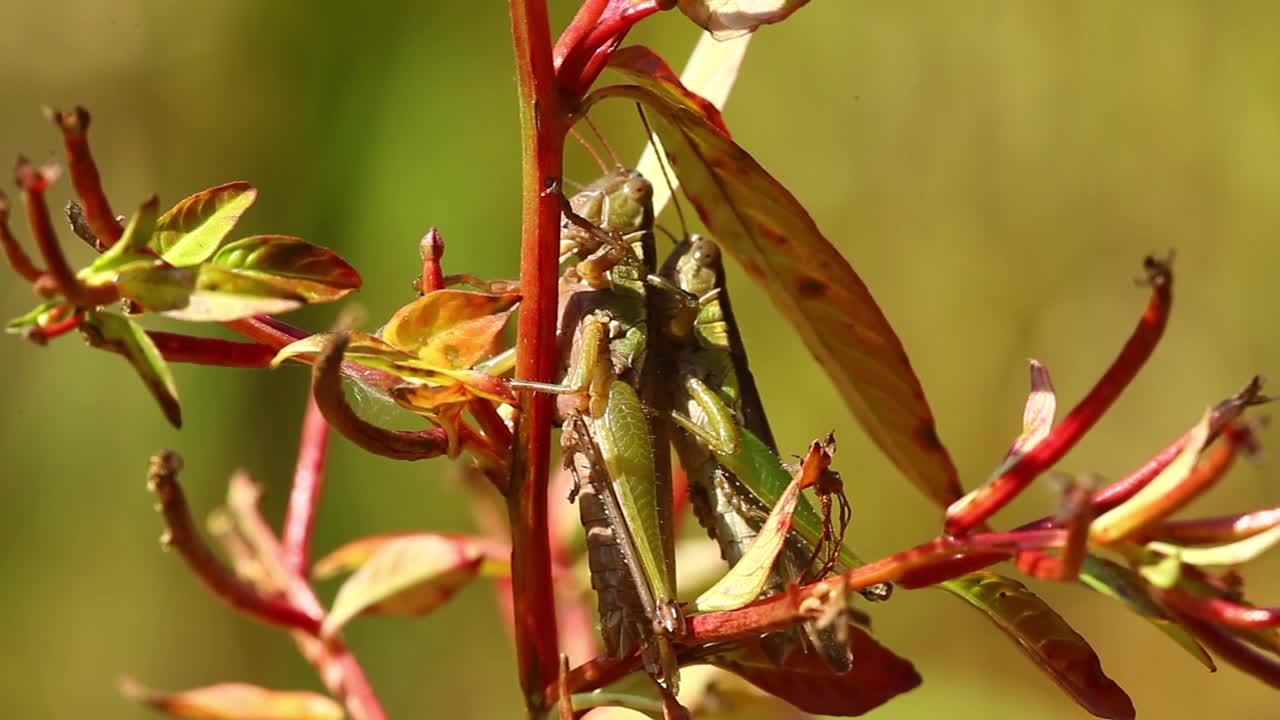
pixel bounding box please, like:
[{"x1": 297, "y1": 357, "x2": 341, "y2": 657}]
[
  {"x1": 509, "y1": 0, "x2": 566, "y2": 712},
  {"x1": 145, "y1": 331, "x2": 276, "y2": 367},
  {"x1": 227, "y1": 474, "x2": 387, "y2": 720},
  {"x1": 1159, "y1": 587, "x2": 1280, "y2": 630},
  {"x1": 146, "y1": 451, "x2": 323, "y2": 635},
  {"x1": 17, "y1": 158, "x2": 117, "y2": 307},
  {"x1": 1137, "y1": 506, "x2": 1280, "y2": 545},
  {"x1": 1017, "y1": 485, "x2": 1093, "y2": 581},
  {"x1": 1172, "y1": 610, "x2": 1280, "y2": 690},
  {"x1": 945, "y1": 258, "x2": 1173, "y2": 535},
  {"x1": 282, "y1": 395, "x2": 331, "y2": 576},
  {"x1": 556, "y1": 0, "x2": 669, "y2": 99},
  {"x1": 224, "y1": 315, "x2": 308, "y2": 348},
  {"x1": 0, "y1": 190, "x2": 44, "y2": 281},
  {"x1": 30, "y1": 309, "x2": 83, "y2": 342},
  {"x1": 49, "y1": 107, "x2": 123, "y2": 249}
]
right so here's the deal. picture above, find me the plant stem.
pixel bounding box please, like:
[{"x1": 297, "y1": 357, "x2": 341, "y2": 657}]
[
  {"x1": 283, "y1": 395, "x2": 331, "y2": 575},
  {"x1": 508, "y1": 0, "x2": 565, "y2": 713}
]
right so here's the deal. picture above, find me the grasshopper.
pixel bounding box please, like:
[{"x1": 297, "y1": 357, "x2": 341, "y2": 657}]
[
  {"x1": 660, "y1": 235, "x2": 889, "y2": 672},
  {"x1": 515, "y1": 168, "x2": 685, "y2": 692}
]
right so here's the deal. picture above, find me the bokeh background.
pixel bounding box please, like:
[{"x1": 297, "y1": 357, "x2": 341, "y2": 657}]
[{"x1": 2, "y1": 2, "x2": 1278, "y2": 718}]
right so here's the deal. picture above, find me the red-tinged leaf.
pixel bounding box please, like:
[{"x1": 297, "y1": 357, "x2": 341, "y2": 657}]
[
  {"x1": 692, "y1": 464, "x2": 802, "y2": 612},
  {"x1": 322, "y1": 534, "x2": 485, "y2": 637},
  {"x1": 676, "y1": 0, "x2": 810, "y2": 40},
  {"x1": 706, "y1": 629, "x2": 921, "y2": 716},
  {"x1": 271, "y1": 331, "x2": 413, "y2": 369},
  {"x1": 153, "y1": 182, "x2": 258, "y2": 266},
  {"x1": 209, "y1": 235, "x2": 361, "y2": 303},
  {"x1": 120, "y1": 678, "x2": 343, "y2": 720},
  {"x1": 161, "y1": 265, "x2": 305, "y2": 322},
  {"x1": 942, "y1": 572, "x2": 1134, "y2": 719},
  {"x1": 584, "y1": 77, "x2": 961, "y2": 508},
  {"x1": 313, "y1": 532, "x2": 510, "y2": 581},
  {"x1": 388, "y1": 382, "x2": 472, "y2": 412},
  {"x1": 79, "y1": 311, "x2": 181, "y2": 428},
  {"x1": 1148, "y1": 524, "x2": 1280, "y2": 567},
  {"x1": 431, "y1": 367, "x2": 519, "y2": 405},
  {"x1": 1078, "y1": 555, "x2": 1216, "y2": 671},
  {"x1": 380, "y1": 289, "x2": 520, "y2": 369},
  {"x1": 1092, "y1": 410, "x2": 1211, "y2": 544},
  {"x1": 610, "y1": 47, "x2": 729, "y2": 135}
]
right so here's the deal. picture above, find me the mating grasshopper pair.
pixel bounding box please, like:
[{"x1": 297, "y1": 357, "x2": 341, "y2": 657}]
[{"x1": 518, "y1": 167, "x2": 881, "y2": 693}]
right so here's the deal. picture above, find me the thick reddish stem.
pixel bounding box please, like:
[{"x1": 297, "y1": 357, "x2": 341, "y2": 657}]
[
  {"x1": 146, "y1": 451, "x2": 323, "y2": 634},
  {"x1": 145, "y1": 331, "x2": 277, "y2": 367},
  {"x1": 0, "y1": 190, "x2": 43, "y2": 281},
  {"x1": 17, "y1": 158, "x2": 117, "y2": 307},
  {"x1": 27, "y1": 308, "x2": 83, "y2": 343},
  {"x1": 283, "y1": 396, "x2": 331, "y2": 576},
  {"x1": 1017, "y1": 484, "x2": 1093, "y2": 581},
  {"x1": 48, "y1": 107, "x2": 123, "y2": 249},
  {"x1": 509, "y1": 0, "x2": 566, "y2": 712},
  {"x1": 1159, "y1": 587, "x2": 1280, "y2": 630},
  {"x1": 1137, "y1": 506, "x2": 1280, "y2": 545},
  {"x1": 945, "y1": 258, "x2": 1173, "y2": 535}
]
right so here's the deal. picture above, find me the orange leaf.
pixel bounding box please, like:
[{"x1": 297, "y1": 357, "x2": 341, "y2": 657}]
[
  {"x1": 380, "y1": 289, "x2": 519, "y2": 369},
  {"x1": 120, "y1": 678, "x2": 343, "y2": 720}
]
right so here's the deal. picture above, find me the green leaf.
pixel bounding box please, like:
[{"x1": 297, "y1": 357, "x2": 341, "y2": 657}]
[
  {"x1": 691, "y1": 466, "x2": 801, "y2": 612},
  {"x1": 1138, "y1": 552, "x2": 1183, "y2": 589},
  {"x1": 706, "y1": 630, "x2": 921, "y2": 716},
  {"x1": 79, "y1": 196, "x2": 161, "y2": 285},
  {"x1": 153, "y1": 181, "x2": 258, "y2": 266},
  {"x1": 1146, "y1": 524, "x2": 1280, "y2": 567},
  {"x1": 313, "y1": 532, "x2": 510, "y2": 581},
  {"x1": 119, "y1": 678, "x2": 344, "y2": 720},
  {"x1": 79, "y1": 311, "x2": 181, "y2": 428},
  {"x1": 596, "y1": 55, "x2": 962, "y2": 509},
  {"x1": 1092, "y1": 409, "x2": 1211, "y2": 544},
  {"x1": 6, "y1": 300, "x2": 65, "y2": 335},
  {"x1": 208, "y1": 235, "x2": 361, "y2": 303},
  {"x1": 161, "y1": 265, "x2": 305, "y2": 322},
  {"x1": 1078, "y1": 555, "x2": 1216, "y2": 671},
  {"x1": 379, "y1": 289, "x2": 519, "y2": 369},
  {"x1": 322, "y1": 534, "x2": 484, "y2": 637},
  {"x1": 676, "y1": 0, "x2": 811, "y2": 40},
  {"x1": 116, "y1": 265, "x2": 196, "y2": 312},
  {"x1": 942, "y1": 572, "x2": 1134, "y2": 719}
]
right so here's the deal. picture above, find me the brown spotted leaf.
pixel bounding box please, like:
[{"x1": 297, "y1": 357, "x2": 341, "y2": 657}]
[
  {"x1": 322, "y1": 534, "x2": 485, "y2": 637},
  {"x1": 208, "y1": 235, "x2": 361, "y2": 303},
  {"x1": 119, "y1": 678, "x2": 343, "y2": 720},
  {"x1": 705, "y1": 629, "x2": 921, "y2": 716},
  {"x1": 153, "y1": 182, "x2": 258, "y2": 266},
  {"x1": 379, "y1": 289, "x2": 520, "y2": 369},
  {"x1": 594, "y1": 54, "x2": 962, "y2": 507},
  {"x1": 942, "y1": 572, "x2": 1134, "y2": 719},
  {"x1": 677, "y1": 0, "x2": 811, "y2": 40}
]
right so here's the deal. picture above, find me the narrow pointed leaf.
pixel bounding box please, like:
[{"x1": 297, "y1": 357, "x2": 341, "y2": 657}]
[
  {"x1": 154, "y1": 182, "x2": 258, "y2": 266},
  {"x1": 271, "y1": 331, "x2": 413, "y2": 369},
  {"x1": 691, "y1": 468, "x2": 801, "y2": 612},
  {"x1": 6, "y1": 300, "x2": 64, "y2": 334},
  {"x1": 379, "y1": 289, "x2": 519, "y2": 369},
  {"x1": 322, "y1": 534, "x2": 484, "y2": 637},
  {"x1": 1078, "y1": 555, "x2": 1215, "y2": 671},
  {"x1": 79, "y1": 311, "x2": 181, "y2": 428},
  {"x1": 677, "y1": 0, "x2": 810, "y2": 40},
  {"x1": 594, "y1": 64, "x2": 961, "y2": 508},
  {"x1": 1092, "y1": 410, "x2": 1212, "y2": 544},
  {"x1": 942, "y1": 572, "x2": 1134, "y2": 719},
  {"x1": 119, "y1": 678, "x2": 343, "y2": 720},
  {"x1": 161, "y1": 265, "x2": 305, "y2": 322},
  {"x1": 1147, "y1": 524, "x2": 1280, "y2": 568},
  {"x1": 313, "y1": 532, "x2": 510, "y2": 581},
  {"x1": 209, "y1": 235, "x2": 361, "y2": 303},
  {"x1": 706, "y1": 629, "x2": 921, "y2": 715}
]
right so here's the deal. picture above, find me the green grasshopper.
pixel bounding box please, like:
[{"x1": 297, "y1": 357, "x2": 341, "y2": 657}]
[
  {"x1": 515, "y1": 168, "x2": 685, "y2": 692},
  {"x1": 661, "y1": 235, "x2": 889, "y2": 672}
]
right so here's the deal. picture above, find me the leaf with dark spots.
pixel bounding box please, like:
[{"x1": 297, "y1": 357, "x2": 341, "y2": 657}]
[
  {"x1": 943, "y1": 573, "x2": 1134, "y2": 719},
  {"x1": 153, "y1": 182, "x2": 258, "y2": 266},
  {"x1": 586, "y1": 70, "x2": 962, "y2": 508},
  {"x1": 209, "y1": 235, "x2": 361, "y2": 303},
  {"x1": 79, "y1": 311, "x2": 181, "y2": 428},
  {"x1": 706, "y1": 628, "x2": 921, "y2": 715},
  {"x1": 322, "y1": 534, "x2": 485, "y2": 637},
  {"x1": 119, "y1": 678, "x2": 343, "y2": 720},
  {"x1": 379, "y1": 289, "x2": 520, "y2": 369}
]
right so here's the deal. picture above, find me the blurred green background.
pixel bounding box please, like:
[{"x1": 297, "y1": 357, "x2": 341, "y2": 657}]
[{"x1": 2, "y1": 2, "x2": 1278, "y2": 718}]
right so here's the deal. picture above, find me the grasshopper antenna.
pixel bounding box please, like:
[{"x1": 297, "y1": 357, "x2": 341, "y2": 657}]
[
  {"x1": 637, "y1": 103, "x2": 688, "y2": 242},
  {"x1": 582, "y1": 112, "x2": 621, "y2": 168},
  {"x1": 569, "y1": 125, "x2": 609, "y2": 175}
]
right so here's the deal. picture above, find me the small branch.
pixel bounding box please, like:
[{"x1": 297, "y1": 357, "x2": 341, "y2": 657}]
[
  {"x1": 283, "y1": 395, "x2": 331, "y2": 576},
  {"x1": 146, "y1": 451, "x2": 323, "y2": 635},
  {"x1": 47, "y1": 107, "x2": 122, "y2": 249},
  {"x1": 1136, "y1": 506, "x2": 1280, "y2": 545},
  {"x1": 25, "y1": 307, "x2": 82, "y2": 344},
  {"x1": 470, "y1": 397, "x2": 514, "y2": 453},
  {"x1": 0, "y1": 189, "x2": 43, "y2": 281},
  {"x1": 1172, "y1": 610, "x2": 1280, "y2": 689},
  {"x1": 1159, "y1": 587, "x2": 1280, "y2": 630},
  {"x1": 556, "y1": 0, "x2": 671, "y2": 99},
  {"x1": 16, "y1": 157, "x2": 117, "y2": 306},
  {"x1": 553, "y1": 0, "x2": 608, "y2": 69},
  {"x1": 312, "y1": 333, "x2": 450, "y2": 460},
  {"x1": 145, "y1": 331, "x2": 277, "y2": 368},
  {"x1": 945, "y1": 257, "x2": 1173, "y2": 535},
  {"x1": 417, "y1": 227, "x2": 446, "y2": 294},
  {"x1": 1017, "y1": 483, "x2": 1094, "y2": 581}
]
